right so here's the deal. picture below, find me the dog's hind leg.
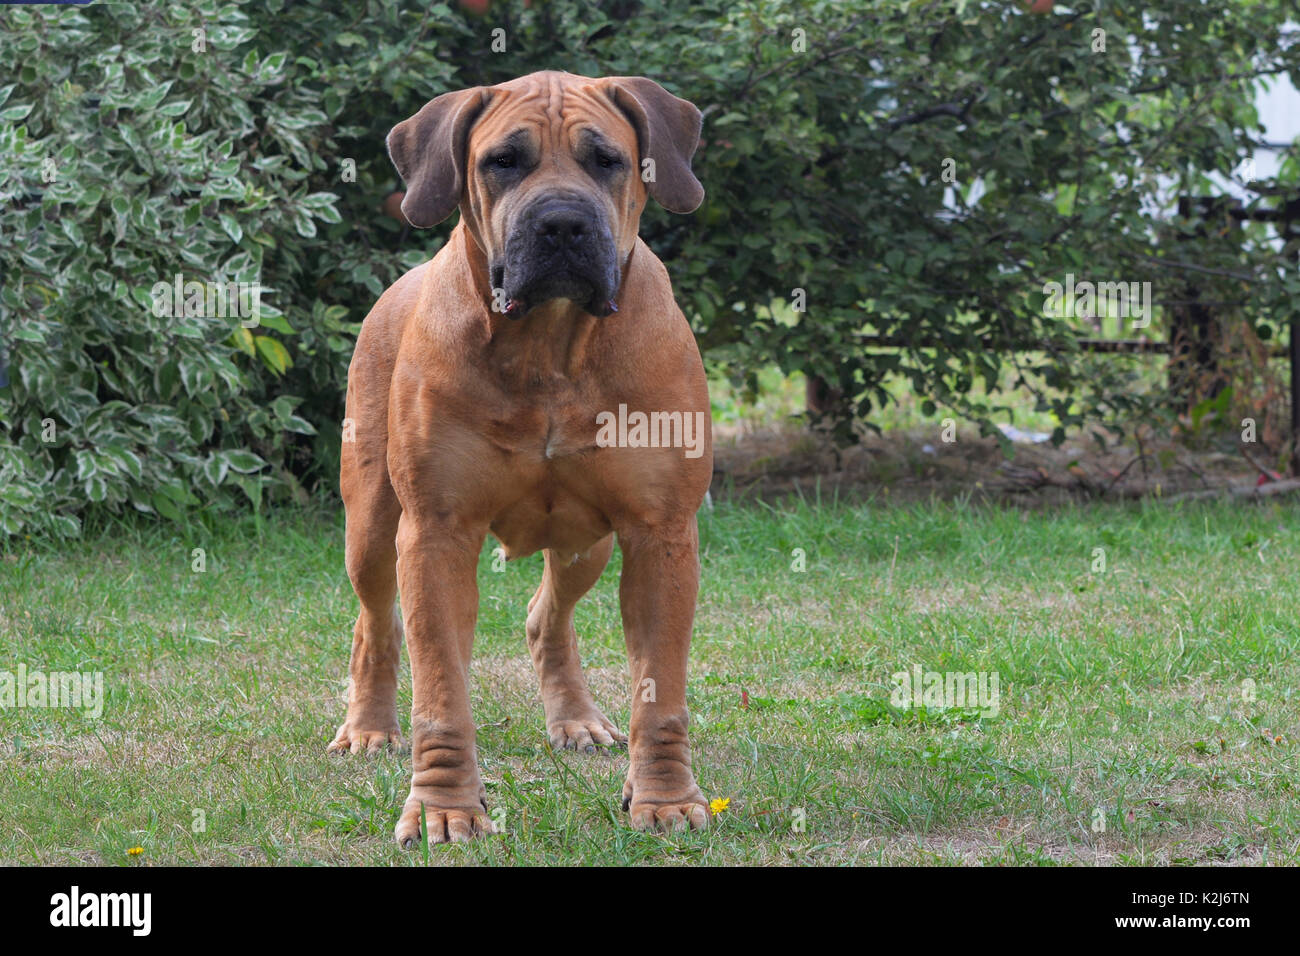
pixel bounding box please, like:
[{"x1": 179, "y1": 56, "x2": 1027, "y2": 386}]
[{"x1": 526, "y1": 534, "x2": 627, "y2": 753}]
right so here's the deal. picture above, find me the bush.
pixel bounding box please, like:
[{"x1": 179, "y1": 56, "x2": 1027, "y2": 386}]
[{"x1": 0, "y1": 0, "x2": 462, "y2": 536}]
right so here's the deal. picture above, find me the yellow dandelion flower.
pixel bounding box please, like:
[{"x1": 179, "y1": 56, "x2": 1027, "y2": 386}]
[
  {"x1": 127, "y1": 846, "x2": 143, "y2": 856},
  {"x1": 709, "y1": 797, "x2": 730, "y2": 816}
]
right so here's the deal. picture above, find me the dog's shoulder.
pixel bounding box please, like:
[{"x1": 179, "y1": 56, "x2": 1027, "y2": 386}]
[{"x1": 352, "y1": 260, "x2": 433, "y2": 369}]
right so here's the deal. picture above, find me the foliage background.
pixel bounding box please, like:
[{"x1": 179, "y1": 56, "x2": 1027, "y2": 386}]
[{"x1": 1, "y1": 0, "x2": 1298, "y2": 538}]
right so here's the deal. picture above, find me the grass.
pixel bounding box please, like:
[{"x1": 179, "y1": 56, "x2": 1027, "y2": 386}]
[{"x1": 1, "y1": 493, "x2": 1297, "y2": 866}]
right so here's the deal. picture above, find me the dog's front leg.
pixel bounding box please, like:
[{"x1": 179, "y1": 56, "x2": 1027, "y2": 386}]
[
  {"x1": 392, "y1": 511, "x2": 491, "y2": 847},
  {"x1": 617, "y1": 516, "x2": 709, "y2": 831}
]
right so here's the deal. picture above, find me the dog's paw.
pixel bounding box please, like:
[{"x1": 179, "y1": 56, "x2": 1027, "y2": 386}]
[
  {"x1": 547, "y1": 711, "x2": 627, "y2": 754},
  {"x1": 326, "y1": 719, "x2": 404, "y2": 756},
  {"x1": 394, "y1": 791, "x2": 494, "y2": 848},
  {"x1": 621, "y1": 778, "x2": 709, "y2": 833}
]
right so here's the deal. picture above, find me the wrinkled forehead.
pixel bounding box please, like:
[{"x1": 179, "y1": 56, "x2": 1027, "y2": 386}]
[{"x1": 469, "y1": 75, "x2": 637, "y2": 156}]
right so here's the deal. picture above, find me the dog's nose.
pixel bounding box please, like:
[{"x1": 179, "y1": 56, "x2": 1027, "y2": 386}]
[{"x1": 535, "y1": 205, "x2": 589, "y2": 250}]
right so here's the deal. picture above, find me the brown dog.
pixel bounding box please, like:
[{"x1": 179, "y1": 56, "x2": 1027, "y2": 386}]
[{"x1": 329, "y1": 71, "x2": 713, "y2": 846}]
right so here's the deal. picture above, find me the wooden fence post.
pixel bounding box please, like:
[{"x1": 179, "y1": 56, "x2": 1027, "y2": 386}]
[
  {"x1": 1280, "y1": 199, "x2": 1300, "y2": 475},
  {"x1": 1170, "y1": 196, "x2": 1239, "y2": 408}
]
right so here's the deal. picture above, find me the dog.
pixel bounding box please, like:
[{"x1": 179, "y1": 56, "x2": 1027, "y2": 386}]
[{"x1": 329, "y1": 71, "x2": 713, "y2": 846}]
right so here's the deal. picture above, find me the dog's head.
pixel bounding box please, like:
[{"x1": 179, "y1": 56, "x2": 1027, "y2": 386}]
[{"x1": 387, "y1": 71, "x2": 703, "y2": 318}]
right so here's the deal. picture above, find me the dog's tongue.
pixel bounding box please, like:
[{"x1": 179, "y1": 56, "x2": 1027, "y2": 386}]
[{"x1": 503, "y1": 297, "x2": 618, "y2": 318}]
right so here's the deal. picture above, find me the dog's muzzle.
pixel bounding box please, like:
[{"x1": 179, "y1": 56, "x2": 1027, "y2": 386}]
[{"x1": 493, "y1": 195, "x2": 621, "y2": 318}]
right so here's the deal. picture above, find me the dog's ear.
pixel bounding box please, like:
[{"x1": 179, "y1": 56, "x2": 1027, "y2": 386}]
[
  {"x1": 387, "y1": 87, "x2": 492, "y2": 228},
  {"x1": 602, "y1": 77, "x2": 704, "y2": 214}
]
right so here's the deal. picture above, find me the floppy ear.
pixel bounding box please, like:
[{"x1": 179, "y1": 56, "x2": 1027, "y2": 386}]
[
  {"x1": 603, "y1": 77, "x2": 704, "y2": 214},
  {"x1": 386, "y1": 87, "x2": 492, "y2": 228}
]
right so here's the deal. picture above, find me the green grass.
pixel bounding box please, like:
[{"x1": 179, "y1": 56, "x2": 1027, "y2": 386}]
[{"x1": 1, "y1": 494, "x2": 1297, "y2": 865}]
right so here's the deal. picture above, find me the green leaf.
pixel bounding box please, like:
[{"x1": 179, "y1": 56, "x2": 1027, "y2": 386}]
[
  {"x1": 254, "y1": 335, "x2": 291, "y2": 375},
  {"x1": 152, "y1": 492, "x2": 182, "y2": 522},
  {"x1": 223, "y1": 449, "x2": 267, "y2": 474},
  {"x1": 219, "y1": 213, "x2": 243, "y2": 244}
]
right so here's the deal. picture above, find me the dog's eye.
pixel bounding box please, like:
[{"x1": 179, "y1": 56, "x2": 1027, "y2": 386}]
[
  {"x1": 490, "y1": 152, "x2": 516, "y2": 169},
  {"x1": 594, "y1": 151, "x2": 622, "y2": 169}
]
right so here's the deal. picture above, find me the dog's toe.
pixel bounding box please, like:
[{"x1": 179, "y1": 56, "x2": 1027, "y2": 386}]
[
  {"x1": 547, "y1": 714, "x2": 627, "y2": 754},
  {"x1": 394, "y1": 798, "x2": 494, "y2": 848},
  {"x1": 327, "y1": 723, "x2": 404, "y2": 756}
]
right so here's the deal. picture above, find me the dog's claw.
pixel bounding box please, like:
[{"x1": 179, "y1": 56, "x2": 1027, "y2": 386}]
[
  {"x1": 547, "y1": 714, "x2": 626, "y2": 754},
  {"x1": 326, "y1": 723, "x2": 404, "y2": 756},
  {"x1": 394, "y1": 795, "x2": 493, "y2": 847},
  {"x1": 621, "y1": 776, "x2": 709, "y2": 833}
]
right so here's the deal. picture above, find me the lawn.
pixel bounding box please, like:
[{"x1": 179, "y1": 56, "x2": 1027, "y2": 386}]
[{"x1": 1, "y1": 493, "x2": 1297, "y2": 865}]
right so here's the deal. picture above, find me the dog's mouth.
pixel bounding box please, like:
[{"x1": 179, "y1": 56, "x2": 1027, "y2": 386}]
[{"x1": 490, "y1": 262, "x2": 617, "y2": 318}]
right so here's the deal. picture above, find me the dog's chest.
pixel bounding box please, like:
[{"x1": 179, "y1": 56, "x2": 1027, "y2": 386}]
[
  {"x1": 477, "y1": 388, "x2": 612, "y2": 557},
  {"x1": 488, "y1": 451, "x2": 613, "y2": 562},
  {"x1": 479, "y1": 384, "x2": 602, "y2": 460}
]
